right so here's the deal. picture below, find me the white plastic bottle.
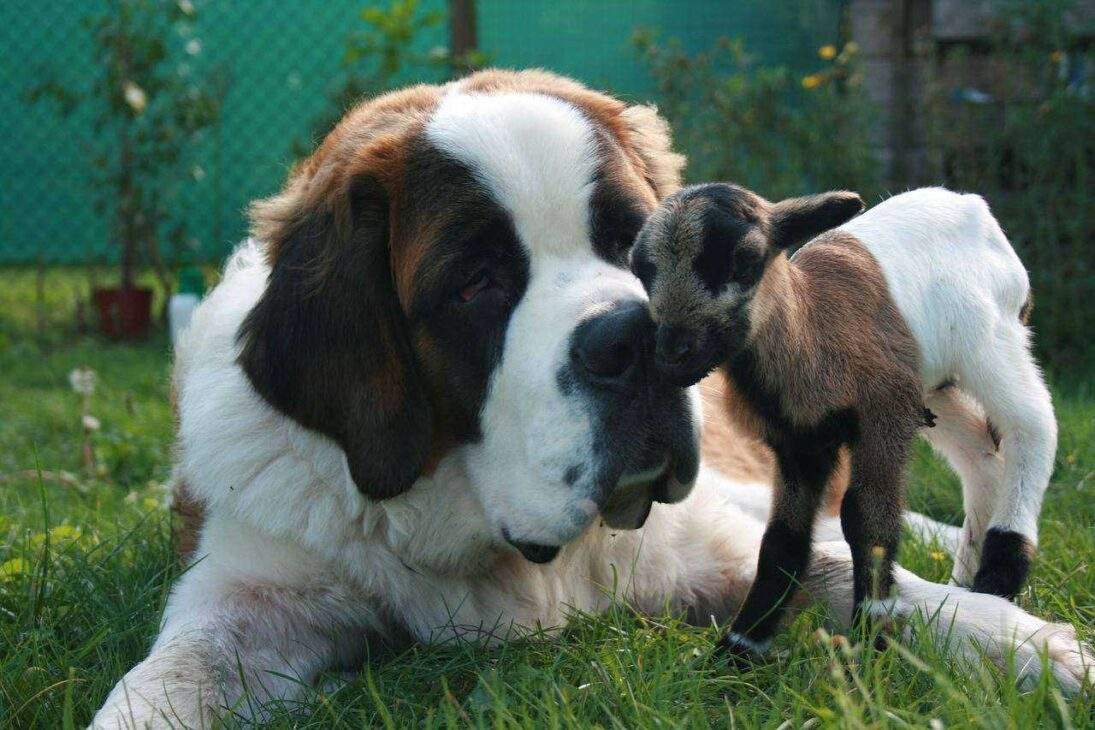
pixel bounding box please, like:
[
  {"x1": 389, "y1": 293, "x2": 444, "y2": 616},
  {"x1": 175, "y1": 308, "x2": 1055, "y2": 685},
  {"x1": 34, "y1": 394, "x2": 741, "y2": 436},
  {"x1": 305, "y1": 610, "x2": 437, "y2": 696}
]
[{"x1": 169, "y1": 267, "x2": 205, "y2": 347}]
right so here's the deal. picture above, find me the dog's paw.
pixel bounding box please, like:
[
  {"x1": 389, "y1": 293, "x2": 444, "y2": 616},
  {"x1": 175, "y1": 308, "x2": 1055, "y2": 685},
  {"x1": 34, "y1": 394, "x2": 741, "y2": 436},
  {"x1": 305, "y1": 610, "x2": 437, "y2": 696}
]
[{"x1": 1014, "y1": 621, "x2": 1094, "y2": 697}]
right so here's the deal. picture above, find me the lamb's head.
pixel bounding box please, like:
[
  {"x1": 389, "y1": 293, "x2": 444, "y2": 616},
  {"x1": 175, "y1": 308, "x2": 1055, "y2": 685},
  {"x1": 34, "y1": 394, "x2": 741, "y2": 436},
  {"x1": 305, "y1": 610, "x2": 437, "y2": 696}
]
[{"x1": 630, "y1": 182, "x2": 864, "y2": 386}]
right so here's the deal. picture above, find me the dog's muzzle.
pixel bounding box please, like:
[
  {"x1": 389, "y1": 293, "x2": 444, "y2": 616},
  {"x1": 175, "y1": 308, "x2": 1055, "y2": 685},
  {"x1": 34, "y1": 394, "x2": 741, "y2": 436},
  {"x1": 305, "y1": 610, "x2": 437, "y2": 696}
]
[{"x1": 566, "y1": 301, "x2": 700, "y2": 530}]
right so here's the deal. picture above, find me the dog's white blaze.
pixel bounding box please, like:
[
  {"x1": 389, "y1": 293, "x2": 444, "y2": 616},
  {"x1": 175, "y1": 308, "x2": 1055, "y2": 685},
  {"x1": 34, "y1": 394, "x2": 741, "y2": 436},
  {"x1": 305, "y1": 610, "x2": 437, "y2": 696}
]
[{"x1": 427, "y1": 92, "x2": 599, "y2": 265}]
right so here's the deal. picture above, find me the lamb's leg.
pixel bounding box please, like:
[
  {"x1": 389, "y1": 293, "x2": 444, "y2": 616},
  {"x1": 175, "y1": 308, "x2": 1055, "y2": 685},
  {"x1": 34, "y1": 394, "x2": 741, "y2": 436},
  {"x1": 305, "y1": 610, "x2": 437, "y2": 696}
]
[
  {"x1": 722, "y1": 449, "x2": 832, "y2": 658},
  {"x1": 959, "y1": 323, "x2": 1056, "y2": 599},
  {"x1": 841, "y1": 429, "x2": 911, "y2": 620},
  {"x1": 91, "y1": 517, "x2": 380, "y2": 729},
  {"x1": 920, "y1": 386, "x2": 1003, "y2": 587}
]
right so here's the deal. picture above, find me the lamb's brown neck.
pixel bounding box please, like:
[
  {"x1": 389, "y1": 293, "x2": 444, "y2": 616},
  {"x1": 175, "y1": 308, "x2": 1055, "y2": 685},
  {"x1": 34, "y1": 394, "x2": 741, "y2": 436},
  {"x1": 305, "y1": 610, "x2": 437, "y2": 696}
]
[
  {"x1": 725, "y1": 250, "x2": 843, "y2": 436},
  {"x1": 743, "y1": 251, "x2": 812, "y2": 381}
]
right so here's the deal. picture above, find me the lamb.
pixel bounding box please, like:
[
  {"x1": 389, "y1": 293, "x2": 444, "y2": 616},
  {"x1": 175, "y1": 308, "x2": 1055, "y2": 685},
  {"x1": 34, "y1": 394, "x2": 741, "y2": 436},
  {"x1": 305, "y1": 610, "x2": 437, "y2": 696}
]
[{"x1": 630, "y1": 184, "x2": 1057, "y2": 659}]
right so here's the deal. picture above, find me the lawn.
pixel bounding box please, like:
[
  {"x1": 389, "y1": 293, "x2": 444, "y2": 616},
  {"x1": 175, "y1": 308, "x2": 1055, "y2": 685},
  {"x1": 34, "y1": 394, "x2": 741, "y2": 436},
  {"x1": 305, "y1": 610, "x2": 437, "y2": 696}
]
[{"x1": 1, "y1": 268, "x2": 1092, "y2": 728}]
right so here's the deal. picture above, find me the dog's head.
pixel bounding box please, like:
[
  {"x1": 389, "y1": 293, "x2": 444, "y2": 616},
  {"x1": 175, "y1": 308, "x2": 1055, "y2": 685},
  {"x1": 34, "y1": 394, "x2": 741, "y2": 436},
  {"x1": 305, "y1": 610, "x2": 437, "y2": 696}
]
[{"x1": 236, "y1": 70, "x2": 699, "y2": 563}]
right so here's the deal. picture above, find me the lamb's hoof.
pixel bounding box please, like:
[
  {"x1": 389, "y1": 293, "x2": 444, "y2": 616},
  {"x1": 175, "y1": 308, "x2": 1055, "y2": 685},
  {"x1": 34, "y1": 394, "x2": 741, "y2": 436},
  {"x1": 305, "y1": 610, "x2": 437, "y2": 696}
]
[
  {"x1": 971, "y1": 528, "x2": 1034, "y2": 600},
  {"x1": 716, "y1": 631, "x2": 770, "y2": 668},
  {"x1": 972, "y1": 567, "x2": 1026, "y2": 600},
  {"x1": 853, "y1": 597, "x2": 901, "y2": 651}
]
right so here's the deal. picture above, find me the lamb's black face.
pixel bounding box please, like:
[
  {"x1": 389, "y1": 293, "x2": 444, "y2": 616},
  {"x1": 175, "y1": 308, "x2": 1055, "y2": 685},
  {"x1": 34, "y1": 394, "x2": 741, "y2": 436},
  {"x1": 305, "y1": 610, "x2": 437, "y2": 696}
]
[
  {"x1": 632, "y1": 183, "x2": 866, "y2": 387},
  {"x1": 631, "y1": 183, "x2": 774, "y2": 386}
]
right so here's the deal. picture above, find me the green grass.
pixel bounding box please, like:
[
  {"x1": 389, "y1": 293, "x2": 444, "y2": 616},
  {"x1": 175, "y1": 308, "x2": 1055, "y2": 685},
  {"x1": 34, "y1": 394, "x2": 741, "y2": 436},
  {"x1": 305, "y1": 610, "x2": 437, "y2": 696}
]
[{"x1": 1, "y1": 267, "x2": 1092, "y2": 728}]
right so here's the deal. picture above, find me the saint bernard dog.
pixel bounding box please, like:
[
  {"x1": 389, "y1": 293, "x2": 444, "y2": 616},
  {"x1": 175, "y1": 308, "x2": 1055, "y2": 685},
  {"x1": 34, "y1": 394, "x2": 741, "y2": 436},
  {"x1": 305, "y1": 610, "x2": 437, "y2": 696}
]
[{"x1": 93, "y1": 70, "x2": 1091, "y2": 727}]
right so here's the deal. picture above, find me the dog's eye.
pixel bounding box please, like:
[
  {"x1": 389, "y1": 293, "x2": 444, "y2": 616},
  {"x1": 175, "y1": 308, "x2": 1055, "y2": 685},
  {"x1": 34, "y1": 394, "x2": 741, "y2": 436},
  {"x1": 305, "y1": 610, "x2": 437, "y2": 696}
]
[{"x1": 458, "y1": 269, "x2": 492, "y2": 303}]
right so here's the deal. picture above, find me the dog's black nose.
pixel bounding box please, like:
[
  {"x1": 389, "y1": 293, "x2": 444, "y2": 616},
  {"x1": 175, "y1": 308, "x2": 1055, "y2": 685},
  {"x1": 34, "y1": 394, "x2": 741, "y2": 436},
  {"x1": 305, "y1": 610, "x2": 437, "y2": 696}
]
[
  {"x1": 571, "y1": 301, "x2": 651, "y2": 388},
  {"x1": 656, "y1": 325, "x2": 698, "y2": 367}
]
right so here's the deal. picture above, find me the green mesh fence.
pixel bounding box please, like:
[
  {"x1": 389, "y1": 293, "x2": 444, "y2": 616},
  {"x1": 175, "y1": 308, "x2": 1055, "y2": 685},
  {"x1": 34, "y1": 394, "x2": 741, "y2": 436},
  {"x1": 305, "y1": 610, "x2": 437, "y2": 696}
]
[{"x1": 1, "y1": 0, "x2": 838, "y2": 266}]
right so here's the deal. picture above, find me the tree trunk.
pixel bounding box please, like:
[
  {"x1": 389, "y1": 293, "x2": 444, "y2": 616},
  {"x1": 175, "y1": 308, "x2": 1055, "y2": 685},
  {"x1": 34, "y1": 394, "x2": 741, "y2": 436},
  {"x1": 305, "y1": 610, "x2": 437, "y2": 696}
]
[
  {"x1": 115, "y1": 0, "x2": 137, "y2": 291},
  {"x1": 449, "y1": 0, "x2": 477, "y2": 75}
]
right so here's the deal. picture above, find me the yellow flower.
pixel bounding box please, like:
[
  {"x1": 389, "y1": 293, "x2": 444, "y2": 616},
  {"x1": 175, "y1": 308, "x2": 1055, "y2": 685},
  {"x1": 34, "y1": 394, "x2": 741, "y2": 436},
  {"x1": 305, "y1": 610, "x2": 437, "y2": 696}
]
[
  {"x1": 1050, "y1": 50, "x2": 1064, "y2": 63},
  {"x1": 142, "y1": 497, "x2": 162, "y2": 512},
  {"x1": 930, "y1": 551, "x2": 947, "y2": 561},
  {"x1": 0, "y1": 557, "x2": 28, "y2": 580},
  {"x1": 819, "y1": 45, "x2": 837, "y2": 60},
  {"x1": 50, "y1": 525, "x2": 81, "y2": 542},
  {"x1": 802, "y1": 74, "x2": 823, "y2": 90}
]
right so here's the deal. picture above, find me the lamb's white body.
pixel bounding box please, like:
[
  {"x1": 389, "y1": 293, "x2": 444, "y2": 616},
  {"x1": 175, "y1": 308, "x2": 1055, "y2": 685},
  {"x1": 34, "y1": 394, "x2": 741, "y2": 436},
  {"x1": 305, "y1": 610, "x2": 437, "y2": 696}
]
[{"x1": 837, "y1": 188, "x2": 1057, "y2": 586}]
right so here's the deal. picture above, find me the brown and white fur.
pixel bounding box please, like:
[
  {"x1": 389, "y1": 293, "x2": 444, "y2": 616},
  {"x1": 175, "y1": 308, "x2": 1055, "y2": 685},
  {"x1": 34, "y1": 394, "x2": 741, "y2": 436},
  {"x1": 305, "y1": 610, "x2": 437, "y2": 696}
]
[
  {"x1": 631, "y1": 183, "x2": 1057, "y2": 658},
  {"x1": 92, "y1": 76, "x2": 1082, "y2": 728}
]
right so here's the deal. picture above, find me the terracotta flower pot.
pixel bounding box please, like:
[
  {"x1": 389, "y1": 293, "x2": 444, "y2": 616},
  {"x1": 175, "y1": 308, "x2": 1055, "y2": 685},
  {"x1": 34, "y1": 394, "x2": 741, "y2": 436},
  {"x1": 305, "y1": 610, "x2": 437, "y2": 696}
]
[{"x1": 92, "y1": 286, "x2": 153, "y2": 339}]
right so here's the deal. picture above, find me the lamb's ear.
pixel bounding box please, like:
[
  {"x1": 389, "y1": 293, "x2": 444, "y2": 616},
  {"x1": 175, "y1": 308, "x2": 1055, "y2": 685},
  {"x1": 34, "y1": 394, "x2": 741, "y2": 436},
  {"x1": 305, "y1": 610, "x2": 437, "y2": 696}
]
[
  {"x1": 769, "y1": 191, "x2": 865, "y2": 249},
  {"x1": 237, "y1": 175, "x2": 433, "y2": 500}
]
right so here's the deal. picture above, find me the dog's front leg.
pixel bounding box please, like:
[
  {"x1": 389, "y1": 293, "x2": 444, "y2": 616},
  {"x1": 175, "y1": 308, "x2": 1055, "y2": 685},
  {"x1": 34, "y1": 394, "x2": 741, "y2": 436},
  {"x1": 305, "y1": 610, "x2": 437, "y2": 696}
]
[
  {"x1": 804, "y1": 539, "x2": 1093, "y2": 696},
  {"x1": 91, "y1": 516, "x2": 380, "y2": 729}
]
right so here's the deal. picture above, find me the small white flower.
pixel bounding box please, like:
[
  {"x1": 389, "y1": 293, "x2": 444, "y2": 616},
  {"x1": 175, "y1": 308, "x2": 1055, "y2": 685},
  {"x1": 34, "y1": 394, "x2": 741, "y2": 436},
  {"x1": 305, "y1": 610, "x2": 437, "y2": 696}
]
[
  {"x1": 191, "y1": 165, "x2": 205, "y2": 181},
  {"x1": 82, "y1": 415, "x2": 101, "y2": 431},
  {"x1": 177, "y1": 0, "x2": 195, "y2": 16},
  {"x1": 124, "y1": 490, "x2": 138, "y2": 504},
  {"x1": 68, "y1": 367, "x2": 97, "y2": 396},
  {"x1": 186, "y1": 38, "x2": 202, "y2": 56},
  {"x1": 123, "y1": 81, "x2": 147, "y2": 113},
  {"x1": 428, "y1": 45, "x2": 449, "y2": 62}
]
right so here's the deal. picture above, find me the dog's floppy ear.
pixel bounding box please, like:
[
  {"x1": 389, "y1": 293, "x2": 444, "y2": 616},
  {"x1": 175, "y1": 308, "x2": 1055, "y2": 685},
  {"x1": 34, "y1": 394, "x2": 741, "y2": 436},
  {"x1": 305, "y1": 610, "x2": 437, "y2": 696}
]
[
  {"x1": 238, "y1": 174, "x2": 433, "y2": 500},
  {"x1": 769, "y1": 191, "x2": 865, "y2": 249},
  {"x1": 621, "y1": 104, "x2": 686, "y2": 199}
]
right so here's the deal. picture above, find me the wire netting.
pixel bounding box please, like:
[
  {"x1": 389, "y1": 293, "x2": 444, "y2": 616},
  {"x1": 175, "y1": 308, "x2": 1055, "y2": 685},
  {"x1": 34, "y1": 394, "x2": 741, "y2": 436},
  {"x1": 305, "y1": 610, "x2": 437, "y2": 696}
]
[{"x1": 1, "y1": 0, "x2": 839, "y2": 266}]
